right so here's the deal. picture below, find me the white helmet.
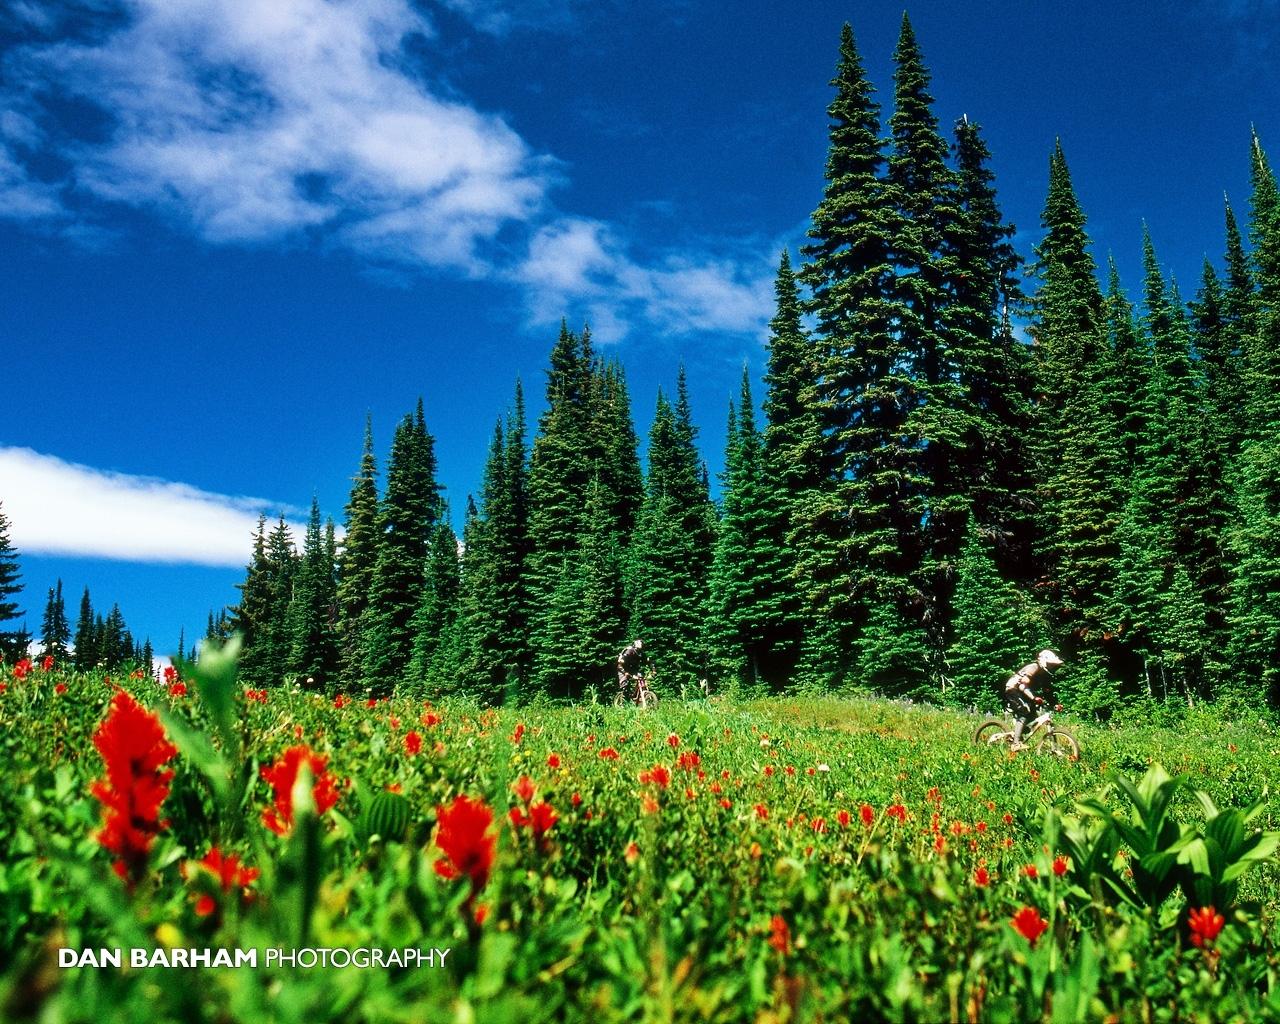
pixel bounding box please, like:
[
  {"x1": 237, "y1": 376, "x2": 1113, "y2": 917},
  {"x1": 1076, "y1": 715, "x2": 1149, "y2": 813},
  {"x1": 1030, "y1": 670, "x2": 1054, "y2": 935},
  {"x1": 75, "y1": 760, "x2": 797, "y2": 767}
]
[
  {"x1": 1037, "y1": 649, "x2": 1064, "y2": 670},
  {"x1": 633, "y1": 639, "x2": 643, "y2": 649}
]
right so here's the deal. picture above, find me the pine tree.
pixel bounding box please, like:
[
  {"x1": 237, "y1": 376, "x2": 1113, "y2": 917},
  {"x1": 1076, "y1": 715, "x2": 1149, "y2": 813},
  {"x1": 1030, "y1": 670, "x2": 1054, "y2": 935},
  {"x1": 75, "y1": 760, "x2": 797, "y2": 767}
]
[
  {"x1": 796, "y1": 22, "x2": 914, "y2": 678},
  {"x1": 73, "y1": 587, "x2": 96, "y2": 671},
  {"x1": 1245, "y1": 132, "x2": 1280, "y2": 432},
  {"x1": 1028, "y1": 142, "x2": 1125, "y2": 683},
  {"x1": 626, "y1": 389, "x2": 714, "y2": 686},
  {"x1": 365, "y1": 404, "x2": 442, "y2": 690},
  {"x1": 101, "y1": 604, "x2": 127, "y2": 669},
  {"x1": 336, "y1": 417, "x2": 382, "y2": 686},
  {"x1": 288, "y1": 497, "x2": 339, "y2": 688},
  {"x1": 576, "y1": 476, "x2": 628, "y2": 691},
  {"x1": 141, "y1": 638, "x2": 154, "y2": 677},
  {"x1": 38, "y1": 579, "x2": 71, "y2": 663},
  {"x1": 408, "y1": 520, "x2": 461, "y2": 685},
  {"x1": 708, "y1": 371, "x2": 800, "y2": 691},
  {"x1": 946, "y1": 522, "x2": 1043, "y2": 711},
  {"x1": 0, "y1": 502, "x2": 27, "y2": 661}
]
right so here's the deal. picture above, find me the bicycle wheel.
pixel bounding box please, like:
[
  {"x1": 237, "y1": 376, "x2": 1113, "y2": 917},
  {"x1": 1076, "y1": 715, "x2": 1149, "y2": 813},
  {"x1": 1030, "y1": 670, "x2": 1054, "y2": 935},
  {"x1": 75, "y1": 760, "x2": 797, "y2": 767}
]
[
  {"x1": 612, "y1": 692, "x2": 626, "y2": 709},
  {"x1": 638, "y1": 687, "x2": 658, "y2": 710},
  {"x1": 1036, "y1": 728, "x2": 1079, "y2": 759},
  {"x1": 973, "y1": 719, "x2": 1009, "y2": 746}
]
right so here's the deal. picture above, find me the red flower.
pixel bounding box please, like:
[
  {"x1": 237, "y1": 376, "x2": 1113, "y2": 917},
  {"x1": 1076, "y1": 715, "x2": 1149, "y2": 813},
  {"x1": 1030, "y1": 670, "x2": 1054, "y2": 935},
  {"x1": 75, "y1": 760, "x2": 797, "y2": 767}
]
[
  {"x1": 1024, "y1": 864, "x2": 1039, "y2": 880},
  {"x1": 599, "y1": 747, "x2": 620, "y2": 761},
  {"x1": 512, "y1": 775, "x2": 536, "y2": 804},
  {"x1": 887, "y1": 803, "x2": 907, "y2": 823},
  {"x1": 719, "y1": 798, "x2": 732, "y2": 809},
  {"x1": 974, "y1": 867, "x2": 990, "y2": 887},
  {"x1": 1002, "y1": 813, "x2": 1014, "y2": 825},
  {"x1": 860, "y1": 804, "x2": 875, "y2": 827},
  {"x1": 423, "y1": 711, "x2": 442, "y2": 727},
  {"x1": 434, "y1": 795, "x2": 497, "y2": 891},
  {"x1": 163, "y1": 665, "x2": 178, "y2": 684},
  {"x1": 404, "y1": 731, "x2": 423, "y2": 756},
  {"x1": 333, "y1": 694, "x2": 349, "y2": 709},
  {"x1": 186, "y1": 845, "x2": 260, "y2": 916},
  {"x1": 624, "y1": 841, "x2": 640, "y2": 863},
  {"x1": 260, "y1": 745, "x2": 340, "y2": 836},
  {"x1": 365, "y1": 698, "x2": 378, "y2": 709},
  {"x1": 1052, "y1": 855, "x2": 1069, "y2": 877},
  {"x1": 13, "y1": 658, "x2": 32, "y2": 679},
  {"x1": 811, "y1": 817, "x2": 826, "y2": 833},
  {"x1": 837, "y1": 809, "x2": 850, "y2": 828},
  {"x1": 511, "y1": 723, "x2": 526, "y2": 744},
  {"x1": 667, "y1": 733, "x2": 680, "y2": 749},
  {"x1": 54, "y1": 682, "x2": 67, "y2": 695},
  {"x1": 547, "y1": 753, "x2": 561, "y2": 769},
  {"x1": 763, "y1": 765, "x2": 774, "y2": 777},
  {"x1": 1187, "y1": 906, "x2": 1225, "y2": 948},
  {"x1": 571, "y1": 792, "x2": 582, "y2": 807},
  {"x1": 41, "y1": 655, "x2": 54, "y2": 671},
  {"x1": 245, "y1": 688, "x2": 268, "y2": 704},
  {"x1": 768, "y1": 915, "x2": 791, "y2": 955},
  {"x1": 168, "y1": 681, "x2": 187, "y2": 697},
  {"x1": 1011, "y1": 906, "x2": 1049, "y2": 944},
  {"x1": 927, "y1": 786, "x2": 942, "y2": 804},
  {"x1": 677, "y1": 751, "x2": 700, "y2": 771},
  {"x1": 90, "y1": 691, "x2": 178, "y2": 883},
  {"x1": 527, "y1": 801, "x2": 558, "y2": 839}
]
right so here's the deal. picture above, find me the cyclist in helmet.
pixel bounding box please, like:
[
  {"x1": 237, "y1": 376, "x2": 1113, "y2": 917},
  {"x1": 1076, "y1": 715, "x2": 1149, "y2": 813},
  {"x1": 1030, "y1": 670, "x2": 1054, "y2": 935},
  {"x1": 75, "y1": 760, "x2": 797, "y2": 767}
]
[
  {"x1": 617, "y1": 639, "x2": 645, "y2": 702},
  {"x1": 1005, "y1": 649, "x2": 1064, "y2": 749}
]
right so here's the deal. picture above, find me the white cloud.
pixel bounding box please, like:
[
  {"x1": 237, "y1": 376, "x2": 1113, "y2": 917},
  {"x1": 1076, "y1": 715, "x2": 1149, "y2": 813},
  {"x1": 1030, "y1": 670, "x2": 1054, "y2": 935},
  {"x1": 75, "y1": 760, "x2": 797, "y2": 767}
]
[
  {"x1": 2, "y1": 0, "x2": 774, "y2": 339},
  {"x1": 9, "y1": 0, "x2": 549, "y2": 272},
  {"x1": 514, "y1": 217, "x2": 774, "y2": 341},
  {"x1": 0, "y1": 447, "x2": 302, "y2": 566}
]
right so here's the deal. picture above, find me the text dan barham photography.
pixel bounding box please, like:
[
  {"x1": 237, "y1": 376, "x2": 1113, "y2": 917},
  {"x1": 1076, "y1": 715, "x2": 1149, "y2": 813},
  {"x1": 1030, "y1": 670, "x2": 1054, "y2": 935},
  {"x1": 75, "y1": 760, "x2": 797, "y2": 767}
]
[{"x1": 57, "y1": 947, "x2": 453, "y2": 970}]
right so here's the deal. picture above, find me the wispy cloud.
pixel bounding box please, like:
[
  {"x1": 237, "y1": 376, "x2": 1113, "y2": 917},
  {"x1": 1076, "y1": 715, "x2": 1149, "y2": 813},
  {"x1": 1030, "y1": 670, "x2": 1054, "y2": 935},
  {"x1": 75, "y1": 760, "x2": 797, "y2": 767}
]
[
  {"x1": 514, "y1": 217, "x2": 774, "y2": 342},
  {"x1": 0, "y1": 447, "x2": 301, "y2": 566},
  {"x1": 0, "y1": 0, "x2": 773, "y2": 339}
]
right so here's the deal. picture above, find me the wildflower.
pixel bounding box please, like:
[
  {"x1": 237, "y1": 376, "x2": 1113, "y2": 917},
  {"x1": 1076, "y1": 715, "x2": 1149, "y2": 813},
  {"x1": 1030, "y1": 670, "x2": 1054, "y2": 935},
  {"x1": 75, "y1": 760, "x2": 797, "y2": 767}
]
[
  {"x1": 41, "y1": 655, "x2": 54, "y2": 671},
  {"x1": 641, "y1": 794, "x2": 659, "y2": 815},
  {"x1": 686, "y1": 787, "x2": 696, "y2": 800},
  {"x1": 768, "y1": 915, "x2": 791, "y2": 955},
  {"x1": 710, "y1": 781, "x2": 723, "y2": 795},
  {"x1": 837, "y1": 809, "x2": 850, "y2": 828},
  {"x1": 933, "y1": 834, "x2": 947, "y2": 855},
  {"x1": 720, "y1": 798, "x2": 732, "y2": 809},
  {"x1": 785, "y1": 766, "x2": 795, "y2": 776},
  {"x1": 434, "y1": 795, "x2": 497, "y2": 891},
  {"x1": 648, "y1": 765, "x2": 671, "y2": 789},
  {"x1": 245, "y1": 688, "x2": 268, "y2": 704},
  {"x1": 887, "y1": 803, "x2": 907, "y2": 823},
  {"x1": 976, "y1": 821, "x2": 988, "y2": 833},
  {"x1": 366, "y1": 698, "x2": 378, "y2": 709},
  {"x1": 1002, "y1": 813, "x2": 1014, "y2": 825},
  {"x1": 624, "y1": 841, "x2": 639, "y2": 863},
  {"x1": 763, "y1": 765, "x2": 775, "y2": 777},
  {"x1": 1011, "y1": 906, "x2": 1049, "y2": 944},
  {"x1": 512, "y1": 775, "x2": 536, "y2": 804},
  {"x1": 927, "y1": 786, "x2": 942, "y2": 804},
  {"x1": 423, "y1": 711, "x2": 442, "y2": 727},
  {"x1": 333, "y1": 694, "x2": 349, "y2": 709},
  {"x1": 571, "y1": 793, "x2": 582, "y2": 807},
  {"x1": 547, "y1": 753, "x2": 561, "y2": 769},
  {"x1": 1024, "y1": 864, "x2": 1039, "y2": 879},
  {"x1": 473, "y1": 903, "x2": 490, "y2": 926},
  {"x1": 260, "y1": 745, "x2": 340, "y2": 836},
  {"x1": 749, "y1": 841, "x2": 762, "y2": 858},
  {"x1": 90, "y1": 691, "x2": 178, "y2": 883},
  {"x1": 54, "y1": 682, "x2": 67, "y2": 695},
  {"x1": 1052, "y1": 855, "x2": 1069, "y2": 877},
  {"x1": 13, "y1": 658, "x2": 32, "y2": 679},
  {"x1": 404, "y1": 731, "x2": 423, "y2": 756},
  {"x1": 974, "y1": 867, "x2": 990, "y2": 887},
  {"x1": 511, "y1": 723, "x2": 525, "y2": 745},
  {"x1": 185, "y1": 846, "x2": 260, "y2": 917},
  {"x1": 806, "y1": 767, "x2": 816, "y2": 776},
  {"x1": 677, "y1": 751, "x2": 700, "y2": 771},
  {"x1": 168, "y1": 681, "x2": 187, "y2": 697},
  {"x1": 860, "y1": 804, "x2": 875, "y2": 827},
  {"x1": 599, "y1": 747, "x2": 620, "y2": 761},
  {"x1": 754, "y1": 803, "x2": 768, "y2": 819},
  {"x1": 811, "y1": 817, "x2": 826, "y2": 833},
  {"x1": 1188, "y1": 906, "x2": 1225, "y2": 948},
  {"x1": 163, "y1": 666, "x2": 178, "y2": 684},
  {"x1": 667, "y1": 733, "x2": 680, "y2": 749}
]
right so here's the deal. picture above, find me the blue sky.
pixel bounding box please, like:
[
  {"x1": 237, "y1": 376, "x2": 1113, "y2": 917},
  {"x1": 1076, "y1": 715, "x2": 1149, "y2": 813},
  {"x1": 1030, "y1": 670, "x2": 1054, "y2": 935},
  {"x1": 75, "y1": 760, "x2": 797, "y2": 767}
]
[{"x1": 1, "y1": 0, "x2": 1277, "y2": 656}]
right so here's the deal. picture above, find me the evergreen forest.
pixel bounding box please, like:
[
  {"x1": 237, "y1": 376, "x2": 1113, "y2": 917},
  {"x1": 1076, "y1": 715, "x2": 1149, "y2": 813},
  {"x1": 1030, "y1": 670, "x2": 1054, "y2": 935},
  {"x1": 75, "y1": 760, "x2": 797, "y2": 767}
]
[{"x1": 19, "y1": 15, "x2": 1280, "y2": 720}]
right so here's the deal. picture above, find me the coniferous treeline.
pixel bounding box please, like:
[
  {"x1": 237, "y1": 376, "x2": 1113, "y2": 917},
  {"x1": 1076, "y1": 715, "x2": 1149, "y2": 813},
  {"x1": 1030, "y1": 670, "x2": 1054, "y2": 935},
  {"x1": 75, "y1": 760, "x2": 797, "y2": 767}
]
[{"x1": 221, "y1": 15, "x2": 1280, "y2": 716}]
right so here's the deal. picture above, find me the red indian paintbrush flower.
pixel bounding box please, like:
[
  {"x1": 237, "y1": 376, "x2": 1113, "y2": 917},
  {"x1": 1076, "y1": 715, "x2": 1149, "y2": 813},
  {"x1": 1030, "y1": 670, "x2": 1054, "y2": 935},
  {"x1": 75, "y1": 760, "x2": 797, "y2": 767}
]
[
  {"x1": 434, "y1": 794, "x2": 497, "y2": 891},
  {"x1": 404, "y1": 731, "x2": 423, "y2": 756},
  {"x1": 1011, "y1": 906, "x2": 1049, "y2": 944},
  {"x1": 185, "y1": 846, "x2": 260, "y2": 917},
  {"x1": 90, "y1": 690, "x2": 178, "y2": 883},
  {"x1": 1188, "y1": 906, "x2": 1225, "y2": 948},
  {"x1": 260, "y1": 745, "x2": 339, "y2": 836},
  {"x1": 768, "y1": 915, "x2": 791, "y2": 955}
]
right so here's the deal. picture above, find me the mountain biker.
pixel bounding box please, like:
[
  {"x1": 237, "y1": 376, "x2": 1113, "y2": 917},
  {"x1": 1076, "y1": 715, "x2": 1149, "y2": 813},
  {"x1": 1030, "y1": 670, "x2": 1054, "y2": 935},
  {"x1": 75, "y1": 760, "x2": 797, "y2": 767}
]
[
  {"x1": 617, "y1": 639, "x2": 646, "y2": 702},
  {"x1": 1005, "y1": 649, "x2": 1064, "y2": 749}
]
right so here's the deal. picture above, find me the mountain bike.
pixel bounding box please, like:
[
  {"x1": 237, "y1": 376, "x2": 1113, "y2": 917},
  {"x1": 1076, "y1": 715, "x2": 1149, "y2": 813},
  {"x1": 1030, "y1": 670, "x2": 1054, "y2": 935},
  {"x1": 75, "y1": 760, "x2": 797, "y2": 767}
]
[
  {"x1": 614, "y1": 672, "x2": 659, "y2": 710},
  {"x1": 973, "y1": 703, "x2": 1079, "y2": 758}
]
